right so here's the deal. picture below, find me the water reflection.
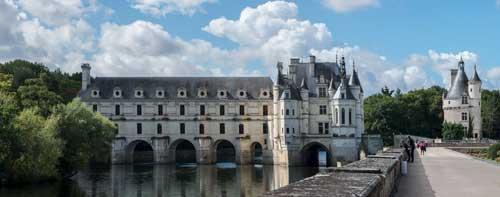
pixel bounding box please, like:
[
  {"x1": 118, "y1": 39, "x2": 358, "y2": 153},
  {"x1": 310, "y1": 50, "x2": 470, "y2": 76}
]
[{"x1": 1, "y1": 164, "x2": 321, "y2": 197}]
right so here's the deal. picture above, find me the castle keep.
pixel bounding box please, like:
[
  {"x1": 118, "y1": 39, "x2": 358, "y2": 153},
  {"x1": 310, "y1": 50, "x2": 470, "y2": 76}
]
[{"x1": 79, "y1": 56, "x2": 367, "y2": 166}]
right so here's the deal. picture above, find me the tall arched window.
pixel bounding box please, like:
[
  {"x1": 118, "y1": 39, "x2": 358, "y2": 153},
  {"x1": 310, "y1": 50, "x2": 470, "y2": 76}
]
[
  {"x1": 157, "y1": 123, "x2": 162, "y2": 134},
  {"x1": 341, "y1": 108, "x2": 345, "y2": 125},
  {"x1": 349, "y1": 108, "x2": 352, "y2": 125},
  {"x1": 335, "y1": 108, "x2": 338, "y2": 124},
  {"x1": 199, "y1": 124, "x2": 205, "y2": 134}
]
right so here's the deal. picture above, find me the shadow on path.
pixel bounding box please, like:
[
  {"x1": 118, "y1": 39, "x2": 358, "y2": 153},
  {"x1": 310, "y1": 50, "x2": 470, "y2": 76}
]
[{"x1": 394, "y1": 151, "x2": 435, "y2": 197}]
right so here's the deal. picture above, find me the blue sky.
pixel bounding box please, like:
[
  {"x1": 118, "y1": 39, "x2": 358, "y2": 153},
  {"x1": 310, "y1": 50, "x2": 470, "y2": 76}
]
[{"x1": 1, "y1": 0, "x2": 500, "y2": 94}]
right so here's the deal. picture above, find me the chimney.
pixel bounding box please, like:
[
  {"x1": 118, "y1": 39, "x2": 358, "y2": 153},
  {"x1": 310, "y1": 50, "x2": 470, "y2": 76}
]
[
  {"x1": 81, "y1": 63, "x2": 91, "y2": 91},
  {"x1": 309, "y1": 55, "x2": 316, "y2": 63}
]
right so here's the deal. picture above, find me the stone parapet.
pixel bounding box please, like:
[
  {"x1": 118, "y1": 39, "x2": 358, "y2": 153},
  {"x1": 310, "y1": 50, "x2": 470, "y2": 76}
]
[{"x1": 263, "y1": 148, "x2": 404, "y2": 197}]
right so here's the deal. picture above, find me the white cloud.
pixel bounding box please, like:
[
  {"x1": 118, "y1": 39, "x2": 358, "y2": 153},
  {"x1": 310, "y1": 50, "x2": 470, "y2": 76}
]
[
  {"x1": 322, "y1": 0, "x2": 379, "y2": 13},
  {"x1": 17, "y1": 0, "x2": 98, "y2": 25},
  {"x1": 131, "y1": 0, "x2": 216, "y2": 16},
  {"x1": 203, "y1": 1, "x2": 332, "y2": 66},
  {"x1": 91, "y1": 20, "x2": 255, "y2": 77},
  {"x1": 497, "y1": 0, "x2": 500, "y2": 7},
  {"x1": 427, "y1": 50, "x2": 478, "y2": 86}
]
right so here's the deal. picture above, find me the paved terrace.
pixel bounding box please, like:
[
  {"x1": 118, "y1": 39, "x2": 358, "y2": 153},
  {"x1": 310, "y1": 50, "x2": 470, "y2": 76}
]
[{"x1": 395, "y1": 147, "x2": 500, "y2": 197}]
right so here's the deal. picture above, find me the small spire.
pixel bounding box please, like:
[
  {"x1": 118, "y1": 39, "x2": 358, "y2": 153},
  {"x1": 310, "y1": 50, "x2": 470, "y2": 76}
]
[
  {"x1": 329, "y1": 78, "x2": 335, "y2": 90},
  {"x1": 300, "y1": 78, "x2": 308, "y2": 90},
  {"x1": 471, "y1": 64, "x2": 482, "y2": 82}
]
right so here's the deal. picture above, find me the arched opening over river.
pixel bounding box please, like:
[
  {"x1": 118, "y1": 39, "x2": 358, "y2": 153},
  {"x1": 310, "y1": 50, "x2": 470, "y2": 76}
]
[
  {"x1": 127, "y1": 140, "x2": 154, "y2": 164},
  {"x1": 170, "y1": 139, "x2": 197, "y2": 164},
  {"x1": 215, "y1": 140, "x2": 236, "y2": 163},
  {"x1": 301, "y1": 142, "x2": 332, "y2": 167},
  {"x1": 251, "y1": 142, "x2": 263, "y2": 164}
]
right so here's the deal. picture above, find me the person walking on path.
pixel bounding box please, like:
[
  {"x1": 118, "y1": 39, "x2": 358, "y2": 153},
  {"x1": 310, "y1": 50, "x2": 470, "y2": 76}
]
[
  {"x1": 408, "y1": 136, "x2": 415, "y2": 162},
  {"x1": 420, "y1": 141, "x2": 427, "y2": 156},
  {"x1": 401, "y1": 140, "x2": 410, "y2": 162}
]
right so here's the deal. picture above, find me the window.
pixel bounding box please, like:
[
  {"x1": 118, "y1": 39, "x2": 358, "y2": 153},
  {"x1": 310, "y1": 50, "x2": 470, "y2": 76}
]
[
  {"x1": 319, "y1": 88, "x2": 326, "y2": 97},
  {"x1": 157, "y1": 124, "x2": 162, "y2": 134},
  {"x1": 137, "y1": 123, "x2": 142, "y2": 134},
  {"x1": 462, "y1": 96, "x2": 468, "y2": 104},
  {"x1": 239, "y1": 105, "x2": 245, "y2": 115},
  {"x1": 319, "y1": 105, "x2": 327, "y2": 115},
  {"x1": 286, "y1": 128, "x2": 290, "y2": 134},
  {"x1": 335, "y1": 108, "x2": 338, "y2": 123},
  {"x1": 220, "y1": 105, "x2": 225, "y2": 115},
  {"x1": 178, "y1": 89, "x2": 186, "y2": 97},
  {"x1": 199, "y1": 124, "x2": 205, "y2": 134},
  {"x1": 114, "y1": 90, "x2": 121, "y2": 97},
  {"x1": 158, "y1": 105, "x2": 163, "y2": 115},
  {"x1": 341, "y1": 93, "x2": 345, "y2": 99},
  {"x1": 91, "y1": 90, "x2": 99, "y2": 97},
  {"x1": 220, "y1": 123, "x2": 225, "y2": 134},
  {"x1": 114, "y1": 124, "x2": 119, "y2": 135},
  {"x1": 137, "y1": 105, "x2": 142, "y2": 115},
  {"x1": 286, "y1": 109, "x2": 289, "y2": 115},
  {"x1": 461, "y1": 112, "x2": 468, "y2": 121},
  {"x1": 292, "y1": 109, "x2": 295, "y2": 116},
  {"x1": 156, "y1": 90, "x2": 164, "y2": 98},
  {"x1": 180, "y1": 105, "x2": 185, "y2": 115},
  {"x1": 200, "y1": 105, "x2": 205, "y2": 115},
  {"x1": 135, "y1": 90, "x2": 143, "y2": 98},
  {"x1": 349, "y1": 108, "x2": 352, "y2": 125},
  {"x1": 292, "y1": 128, "x2": 295, "y2": 134},
  {"x1": 341, "y1": 108, "x2": 345, "y2": 125},
  {"x1": 239, "y1": 124, "x2": 244, "y2": 134},
  {"x1": 263, "y1": 105, "x2": 268, "y2": 116},
  {"x1": 180, "y1": 123, "x2": 185, "y2": 134},
  {"x1": 92, "y1": 104, "x2": 97, "y2": 112},
  {"x1": 263, "y1": 123, "x2": 269, "y2": 134},
  {"x1": 285, "y1": 92, "x2": 290, "y2": 98},
  {"x1": 318, "y1": 123, "x2": 324, "y2": 134},
  {"x1": 324, "y1": 123, "x2": 329, "y2": 134},
  {"x1": 115, "y1": 105, "x2": 120, "y2": 115}
]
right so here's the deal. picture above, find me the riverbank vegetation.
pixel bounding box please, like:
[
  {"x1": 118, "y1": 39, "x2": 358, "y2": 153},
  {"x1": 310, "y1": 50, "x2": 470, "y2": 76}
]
[
  {"x1": 364, "y1": 86, "x2": 500, "y2": 145},
  {"x1": 0, "y1": 60, "x2": 115, "y2": 185}
]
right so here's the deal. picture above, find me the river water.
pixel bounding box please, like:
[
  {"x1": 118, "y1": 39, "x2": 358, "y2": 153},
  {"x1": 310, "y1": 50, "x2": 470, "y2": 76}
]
[{"x1": 1, "y1": 164, "x2": 323, "y2": 197}]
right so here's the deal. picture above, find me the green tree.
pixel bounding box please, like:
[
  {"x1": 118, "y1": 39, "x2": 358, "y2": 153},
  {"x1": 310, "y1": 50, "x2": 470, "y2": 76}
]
[
  {"x1": 2, "y1": 108, "x2": 62, "y2": 184},
  {"x1": 53, "y1": 99, "x2": 116, "y2": 176},
  {"x1": 17, "y1": 77, "x2": 62, "y2": 116},
  {"x1": 481, "y1": 90, "x2": 500, "y2": 139},
  {"x1": 442, "y1": 122, "x2": 465, "y2": 140}
]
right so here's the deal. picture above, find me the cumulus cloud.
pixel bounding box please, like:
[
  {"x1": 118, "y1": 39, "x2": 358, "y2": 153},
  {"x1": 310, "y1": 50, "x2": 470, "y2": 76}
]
[
  {"x1": 322, "y1": 0, "x2": 379, "y2": 13},
  {"x1": 17, "y1": 0, "x2": 98, "y2": 25},
  {"x1": 91, "y1": 20, "x2": 254, "y2": 77},
  {"x1": 427, "y1": 50, "x2": 478, "y2": 86},
  {"x1": 131, "y1": 0, "x2": 216, "y2": 16},
  {"x1": 203, "y1": 1, "x2": 332, "y2": 65}
]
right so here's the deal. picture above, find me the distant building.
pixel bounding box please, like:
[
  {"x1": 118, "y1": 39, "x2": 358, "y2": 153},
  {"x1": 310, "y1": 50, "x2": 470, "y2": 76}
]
[
  {"x1": 443, "y1": 58, "x2": 482, "y2": 138},
  {"x1": 79, "y1": 55, "x2": 368, "y2": 166}
]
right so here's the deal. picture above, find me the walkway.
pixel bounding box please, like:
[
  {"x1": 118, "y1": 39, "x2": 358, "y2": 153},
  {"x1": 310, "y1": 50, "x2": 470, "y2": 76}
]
[{"x1": 395, "y1": 147, "x2": 500, "y2": 197}]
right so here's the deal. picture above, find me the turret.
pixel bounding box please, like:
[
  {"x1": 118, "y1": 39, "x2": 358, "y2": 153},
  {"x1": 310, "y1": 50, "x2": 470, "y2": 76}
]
[
  {"x1": 348, "y1": 60, "x2": 362, "y2": 100},
  {"x1": 469, "y1": 64, "x2": 482, "y2": 99},
  {"x1": 81, "y1": 63, "x2": 91, "y2": 90}
]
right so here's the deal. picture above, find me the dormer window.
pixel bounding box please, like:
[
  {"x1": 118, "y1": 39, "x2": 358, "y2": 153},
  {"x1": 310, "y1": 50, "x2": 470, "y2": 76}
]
[
  {"x1": 198, "y1": 89, "x2": 207, "y2": 98},
  {"x1": 135, "y1": 90, "x2": 144, "y2": 98},
  {"x1": 260, "y1": 89, "x2": 270, "y2": 98},
  {"x1": 91, "y1": 90, "x2": 100, "y2": 98},
  {"x1": 178, "y1": 88, "x2": 187, "y2": 98},
  {"x1": 156, "y1": 90, "x2": 165, "y2": 98},
  {"x1": 462, "y1": 96, "x2": 468, "y2": 104},
  {"x1": 113, "y1": 89, "x2": 122, "y2": 98},
  {"x1": 217, "y1": 89, "x2": 227, "y2": 99},
  {"x1": 237, "y1": 90, "x2": 247, "y2": 98}
]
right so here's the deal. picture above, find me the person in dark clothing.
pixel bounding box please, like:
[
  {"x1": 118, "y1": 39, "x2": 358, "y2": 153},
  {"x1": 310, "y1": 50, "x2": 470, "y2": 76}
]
[{"x1": 408, "y1": 136, "x2": 415, "y2": 162}]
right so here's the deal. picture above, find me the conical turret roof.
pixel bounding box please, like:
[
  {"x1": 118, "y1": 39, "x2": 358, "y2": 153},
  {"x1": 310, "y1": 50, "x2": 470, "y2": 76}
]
[
  {"x1": 470, "y1": 64, "x2": 481, "y2": 83},
  {"x1": 446, "y1": 62, "x2": 469, "y2": 99}
]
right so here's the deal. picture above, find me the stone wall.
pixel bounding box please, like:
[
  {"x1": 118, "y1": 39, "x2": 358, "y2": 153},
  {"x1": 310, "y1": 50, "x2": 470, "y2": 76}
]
[{"x1": 263, "y1": 148, "x2": 404, "y2": 197}]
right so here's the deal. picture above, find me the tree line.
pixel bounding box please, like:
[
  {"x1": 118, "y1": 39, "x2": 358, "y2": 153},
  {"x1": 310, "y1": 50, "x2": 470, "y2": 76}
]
[
  {"x1": 364, "y1": 86, "x2": 500, "y2": 145},
  {"x1": 0, "y1": 60, "x2": 116, "y2": 185}
]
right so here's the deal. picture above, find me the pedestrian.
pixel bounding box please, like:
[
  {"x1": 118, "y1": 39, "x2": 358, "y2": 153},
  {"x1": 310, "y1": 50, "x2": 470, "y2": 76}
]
[
  {"x1": 408, "y1": 136, "x2": 415, "y2": 162},
  {"x1": 401, "y1": 140, "x2": 410, "y2": 162},
  {"x1": 420, "y1": 141, "x2": 427, "y2": 156}
]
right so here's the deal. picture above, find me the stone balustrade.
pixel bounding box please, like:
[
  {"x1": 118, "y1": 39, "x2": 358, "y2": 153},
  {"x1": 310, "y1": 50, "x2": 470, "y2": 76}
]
[{"x1": 263, "y1": 148, "x2": 404, "y2": 197}]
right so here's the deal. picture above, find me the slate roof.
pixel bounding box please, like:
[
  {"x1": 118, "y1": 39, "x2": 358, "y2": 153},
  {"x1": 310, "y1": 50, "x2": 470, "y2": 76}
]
[
  {"x1": 348, "y1": 69, "x2": 363, "y2": 92},
  {"x1": 470, "y1": 65, "x2": 481, "y2": 83},
  {"x1": 80, "y1": 77, "x2": 273, "y2": 100},
  {"x1": 446, "y1": 67, "x2": 469, "y2": 99}
]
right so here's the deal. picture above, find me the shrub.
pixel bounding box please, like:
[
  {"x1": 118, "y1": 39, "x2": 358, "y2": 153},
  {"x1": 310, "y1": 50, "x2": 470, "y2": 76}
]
[{"x1": 487, "y1": 143, "x2": 500, "y2": 159}]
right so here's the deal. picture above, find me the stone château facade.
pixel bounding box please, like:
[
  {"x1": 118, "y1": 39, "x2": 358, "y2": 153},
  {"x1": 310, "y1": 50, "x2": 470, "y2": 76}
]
[
  {"x1": 79, "y1": 55, "x2": 368, "y2": 166},
  {"x1": 443, "y1": 58, "x2": 482, "y2": 138}
]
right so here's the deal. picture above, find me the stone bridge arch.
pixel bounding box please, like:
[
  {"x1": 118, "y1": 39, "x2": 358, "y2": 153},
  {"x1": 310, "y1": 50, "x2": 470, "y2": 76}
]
[
  {"x1": 213, "y1": 139, "x2": 237, "y2": 163},
  {"x1": 126, "y1": 139, "x2": 154, "y2": 164},
  {"x1": 168, "y1": 138, "x2": 198, "y2": 164},
  {"x1": 250, "y1": 142, "x2": 263, "y2": 164},
  {"x1": 300, "y1": 141, "x2": 333, "y2": 167}
]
